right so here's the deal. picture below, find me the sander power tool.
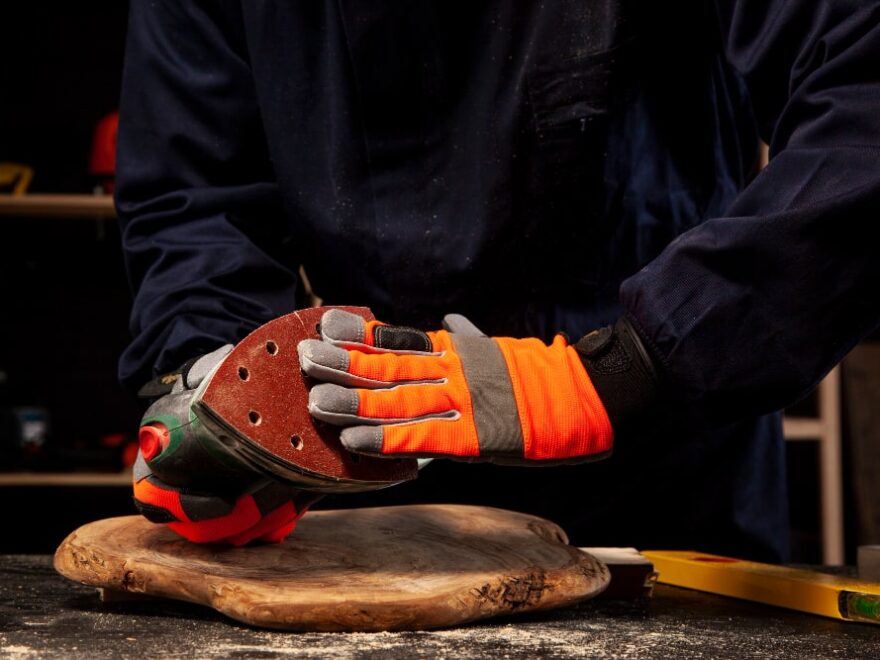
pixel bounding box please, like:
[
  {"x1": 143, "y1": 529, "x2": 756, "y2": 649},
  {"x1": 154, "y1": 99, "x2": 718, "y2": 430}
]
[{"x1": 138, "y1": 307, "x2": 419, "y2": 494}]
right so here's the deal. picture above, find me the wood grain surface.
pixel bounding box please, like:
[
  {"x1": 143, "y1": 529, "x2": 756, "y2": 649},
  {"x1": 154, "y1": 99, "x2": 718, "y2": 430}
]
[{"x1": 54, "y1": 505, "x2": 610, "y2": 632}]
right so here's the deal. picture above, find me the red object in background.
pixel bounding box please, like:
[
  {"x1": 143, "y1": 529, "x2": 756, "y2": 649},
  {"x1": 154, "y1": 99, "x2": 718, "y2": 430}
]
[
  {"x1": 121, "y1": 440, "x2": 140, "y2": 468},
  {"x1": 89, "y1": 111, "x2": 119, "y2": 194},
  {"x1": 100, "y1": 432, "x2": 140, "y2": 469},
  {"x1": 100, "y1": 432, "x2": 126, "y2": 448}
]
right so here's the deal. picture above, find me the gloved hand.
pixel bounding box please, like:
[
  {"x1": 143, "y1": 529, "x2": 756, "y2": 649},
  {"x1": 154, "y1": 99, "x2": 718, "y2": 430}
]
[
  {"x1": 297, "y1": 309, "x2": 659, "y2": 464},
  {"x1": 133, "y1": 347, "x2": 321, "y2": 545}
]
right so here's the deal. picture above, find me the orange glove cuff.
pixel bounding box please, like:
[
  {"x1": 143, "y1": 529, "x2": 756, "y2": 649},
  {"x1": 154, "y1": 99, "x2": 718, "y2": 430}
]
[{"x1": 494, "y1": 335, "x2": 613, "y2": 460}]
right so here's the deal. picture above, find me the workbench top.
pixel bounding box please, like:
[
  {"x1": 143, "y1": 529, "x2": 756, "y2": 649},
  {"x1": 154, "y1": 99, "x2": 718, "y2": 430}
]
[{"x1": 2, "y1": 555, "x2": 877, "y2": 658}]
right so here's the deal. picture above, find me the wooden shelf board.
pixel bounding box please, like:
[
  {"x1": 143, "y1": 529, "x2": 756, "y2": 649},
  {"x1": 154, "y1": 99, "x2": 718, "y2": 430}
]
[
  {"x1": 0, "y1": 194, "x2": 116, "y2": 219},
  {"x1": 0, "y1": 470, "x2": 131, "y2": 487},
  {"x1": 783, "y1": 417, "x2": 823, "y2": 440}
]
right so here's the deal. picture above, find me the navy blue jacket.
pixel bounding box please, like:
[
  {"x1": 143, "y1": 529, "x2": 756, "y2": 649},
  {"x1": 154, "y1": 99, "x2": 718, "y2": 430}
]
[{"x1": 116, "y1": 0, "x2": 880, "y2": 561}]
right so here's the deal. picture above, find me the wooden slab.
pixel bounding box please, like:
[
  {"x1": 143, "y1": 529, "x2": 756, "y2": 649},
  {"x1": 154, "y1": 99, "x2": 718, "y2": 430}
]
[{"x1": 54, "y1": 505, "x2": 610, "y2": 632}]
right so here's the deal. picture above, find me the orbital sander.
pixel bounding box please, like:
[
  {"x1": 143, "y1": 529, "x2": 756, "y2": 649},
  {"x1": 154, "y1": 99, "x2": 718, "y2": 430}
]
[{"x1": 139, "y1": 307, "x2": 419, "y2": 494}]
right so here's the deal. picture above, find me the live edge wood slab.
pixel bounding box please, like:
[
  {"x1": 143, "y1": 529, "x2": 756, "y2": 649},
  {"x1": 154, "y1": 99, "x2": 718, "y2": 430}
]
[{"x1": 53, "y1": 505, "x2": 610, "y2": 632}]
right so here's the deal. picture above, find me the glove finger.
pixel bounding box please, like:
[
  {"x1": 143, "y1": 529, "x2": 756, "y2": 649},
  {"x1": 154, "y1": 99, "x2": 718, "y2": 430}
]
[
  {"x1": 298, "y1": 339, "x2": 392, "y2": 388},
  {"x1": 299, "y1": 338, "x2": 447, "y2": 387},
  {"x1": 340, "y1": 418, "x2": 481, "y2": 459},
  {"x1": 441, "y1": 314, "x2": 486, "y2": 337},
  {"x1": 224, "y1": 486, "x2": 322, "y2": 546},
  {"x1": 308, "y1": 382, "x2": 459, "y2": 425},
  {"x1": 258, "y1": 519, "x2": 299, "y2": 544},
  {"x1": 134, "y1": 475, "x2": 264, "y2": 543},
  {"x1": 222, "y1": 499, "x2": 299, "y2": 546},
  {"x1": 318, "y1": 309, "x2": 375, "y2": 347},
  {"x1": 320, "y1": 309, "x2": 436, "y2": 353}
]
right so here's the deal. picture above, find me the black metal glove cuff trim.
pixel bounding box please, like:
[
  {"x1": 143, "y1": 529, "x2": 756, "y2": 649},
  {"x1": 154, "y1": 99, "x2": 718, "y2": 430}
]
[{"x1": 575, "y1": 317, "x2": 660, "y2": 432}]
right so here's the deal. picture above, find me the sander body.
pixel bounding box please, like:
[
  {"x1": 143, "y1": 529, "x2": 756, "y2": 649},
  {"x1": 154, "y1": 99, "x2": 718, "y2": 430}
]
[{"x1": 142, "y1": 307, "x2": 418, "y2": 494}]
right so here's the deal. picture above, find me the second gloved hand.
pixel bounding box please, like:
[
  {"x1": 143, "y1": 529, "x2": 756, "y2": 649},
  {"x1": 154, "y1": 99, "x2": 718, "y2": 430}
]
[
  {"x1": 133, "y1": 451, "x2": 320, "y2": 545},
  {"x1": 297, "y1": 310, "x2": 658, "y2": 464},
  {"x1": 134, "y1": 346, "x2": 321, "y2": 545}
]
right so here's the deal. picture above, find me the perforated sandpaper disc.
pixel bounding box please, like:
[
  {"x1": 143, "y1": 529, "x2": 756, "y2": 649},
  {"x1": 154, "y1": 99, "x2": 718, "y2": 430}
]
[{"x1": 194, "y1": 307, "x2": 418, "y2": 492}]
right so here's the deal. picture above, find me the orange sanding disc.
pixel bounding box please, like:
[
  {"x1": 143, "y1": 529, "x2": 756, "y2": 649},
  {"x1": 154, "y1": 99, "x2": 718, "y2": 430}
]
[{"x1": 194, "y1": 307, "x2": 418, "y2": 492}]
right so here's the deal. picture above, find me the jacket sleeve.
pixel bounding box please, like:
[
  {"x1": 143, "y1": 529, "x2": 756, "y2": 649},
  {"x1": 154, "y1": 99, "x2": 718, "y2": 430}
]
[
  {"x1": 116, "y1": 0, "x2": 298, "y2": 392},
  {"x1": 620, "y1": 0, "x2": 880, "y2": 425}
]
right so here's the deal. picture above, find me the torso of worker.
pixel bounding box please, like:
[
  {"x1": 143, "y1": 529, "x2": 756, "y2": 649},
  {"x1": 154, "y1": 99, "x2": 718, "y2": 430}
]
[{"x1": 118, "y1": 1, "x2": 880, "y2": 562}]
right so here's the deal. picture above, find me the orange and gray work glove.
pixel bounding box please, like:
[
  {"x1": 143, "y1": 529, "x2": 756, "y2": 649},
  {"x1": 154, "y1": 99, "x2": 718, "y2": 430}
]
[
  {"x1": 296, "y1": 309, "x2": 659, "y2": 464},
  {"x1": 133, "y1": 347, "x2": 321, "y2": 545}
]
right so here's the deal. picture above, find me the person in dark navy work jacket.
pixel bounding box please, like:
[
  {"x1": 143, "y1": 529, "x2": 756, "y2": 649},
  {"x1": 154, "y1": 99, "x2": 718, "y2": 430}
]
[{"x1": 116, "y1": 0, "x2": 880, "y2": 561}]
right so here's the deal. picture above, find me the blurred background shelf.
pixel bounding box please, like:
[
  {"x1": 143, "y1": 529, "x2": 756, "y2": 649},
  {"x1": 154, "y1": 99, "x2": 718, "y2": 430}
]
[
  {"x1": 0, "y1": 194, "x2": 115, "y2": 219},
  {"x1": 0, "y1": 470, "x2": 130, "y2": 486},
  {"x1": 782, "y1": 367, "x2": 844, "y2": 565}
]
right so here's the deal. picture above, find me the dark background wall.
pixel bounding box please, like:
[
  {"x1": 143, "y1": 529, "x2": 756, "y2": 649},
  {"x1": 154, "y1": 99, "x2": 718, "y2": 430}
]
[
  {"x1": 0, "y1": 3, "x2": 848, "y2": 562},
  {"x1": 0, "y1": 4, "x2": 140, "y2": 477},
  {"x1": 0, "y1": 3, "x2": 129, "y2": 192}
]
